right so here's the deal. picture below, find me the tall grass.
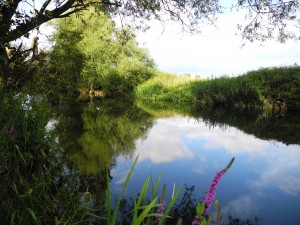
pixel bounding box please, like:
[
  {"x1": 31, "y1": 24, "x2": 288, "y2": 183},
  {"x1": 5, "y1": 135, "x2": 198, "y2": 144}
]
[
  {"x1": 105, "y1": 157, "x2": 235, "y2": 225},
  {"x1": 192, "y1": 76, "x2": 260, "y2": 109},
  {"x1": 135, "y1": 71, "x2": 199, "y2": 103},
  {"x1": 105, "y1": 155, "x2": 182, "y2": 225},
  {"x1": 135, "y1": 66, "x2": 300, "y2": 112},
  {"x1": 0, "y1": 91, "x2": 98, "y2": 225}
]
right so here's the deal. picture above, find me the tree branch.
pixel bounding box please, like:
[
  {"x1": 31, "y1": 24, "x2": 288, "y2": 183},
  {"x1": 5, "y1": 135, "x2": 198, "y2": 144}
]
[{"x1": 39, "y1": 0, "x2": 52, "y2": 14}]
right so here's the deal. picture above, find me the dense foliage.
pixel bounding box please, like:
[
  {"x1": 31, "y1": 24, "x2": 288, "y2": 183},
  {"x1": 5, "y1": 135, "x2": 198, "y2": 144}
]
[
  {"x1": 0, "y1": 88, "x2": 107, "y2": 224},
  {"x1": 1, "y1": 78, "x2": 297, "y2": 224},
  {"x1": 45, "y1": 9, "x2": 155, "y2": 96}
]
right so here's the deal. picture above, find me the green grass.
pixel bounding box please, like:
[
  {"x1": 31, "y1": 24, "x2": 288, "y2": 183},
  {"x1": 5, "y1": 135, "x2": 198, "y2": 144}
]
[
  {"x1": 0, "y1": 90, "x2": 98, "y2": 225},
  {"x1": 135, "y1": 66, "x2": 300, "y2": 112},
  {"x1": 135, "y1": 71, "x2": 200, "y2": 103}
]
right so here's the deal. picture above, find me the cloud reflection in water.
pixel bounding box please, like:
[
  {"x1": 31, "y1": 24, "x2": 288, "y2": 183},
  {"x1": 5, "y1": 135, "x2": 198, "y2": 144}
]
[
  {"x1": 113, "y1": 116, "x2": 300, "y2": 224},
  {"x1": 134, "y1": 117, "x2": 268, "y2": 163}
]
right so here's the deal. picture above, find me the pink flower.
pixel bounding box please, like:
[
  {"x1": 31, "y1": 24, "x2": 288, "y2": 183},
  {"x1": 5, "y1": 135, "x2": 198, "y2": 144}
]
[
  {"x1": 192, "y1": 158, "x2": 235, "y2": 225},
  {"x1": 203, "y1": 170, "x2": 225, "y2": 214},
  {"x1": 7, "y1": 125, "x2": 14, "y2": 135}
]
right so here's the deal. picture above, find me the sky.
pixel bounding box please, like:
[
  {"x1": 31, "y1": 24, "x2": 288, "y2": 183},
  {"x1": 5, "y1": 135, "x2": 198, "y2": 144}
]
[{"x1": 136, "y1": 10, "x2": 300, "y2": 78}]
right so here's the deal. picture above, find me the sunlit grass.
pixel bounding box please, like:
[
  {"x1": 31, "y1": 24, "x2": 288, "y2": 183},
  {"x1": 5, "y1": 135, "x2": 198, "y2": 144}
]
[
  {"x1": 135, "y1": 66, "x2": 300, "y2": 112},
  {"x1": 135, "y1": 71, "x2": 199, "y2": 103}
]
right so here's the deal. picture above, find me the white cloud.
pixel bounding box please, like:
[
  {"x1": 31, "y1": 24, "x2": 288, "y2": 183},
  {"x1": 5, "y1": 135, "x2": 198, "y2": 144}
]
[{"x1": 137, "y1": 11, "x2": 300, "y2": 77}]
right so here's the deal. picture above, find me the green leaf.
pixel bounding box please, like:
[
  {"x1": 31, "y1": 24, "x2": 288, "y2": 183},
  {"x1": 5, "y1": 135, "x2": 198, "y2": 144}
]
[
  {"x1": 134, "y1": 196, "x2": 159, "y2": 225},
  {"x1": 201, "y1": 217, "x2": 208, "y2": 225},
  {"x1": 207, "y1": 213, "x2": 213, "y2": 225},
  {"x1": 110, "y1": 155, "x2": 139, "y2": 225},
  {"x1": 136, "y1": 175, "x2": 150, "y2": 208},
  {"x1": 196, "y1": 203, "x2": 205, "y2": 216},
  {"x1": 26, "y1": 208, "x2": 39, "y2": 225}
]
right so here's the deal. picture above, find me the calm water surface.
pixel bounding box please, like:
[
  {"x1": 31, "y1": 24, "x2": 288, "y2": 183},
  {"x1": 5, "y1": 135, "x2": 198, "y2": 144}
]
[
  {"x1": 55, "y1": 99, "x2": 300, "y2": 225},
  {"x1": 109, "y1": 116, "x2": 300, "y2": 225}
]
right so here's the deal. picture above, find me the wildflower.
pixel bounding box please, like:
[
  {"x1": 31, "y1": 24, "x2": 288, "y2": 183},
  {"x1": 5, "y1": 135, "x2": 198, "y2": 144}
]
[
  {"x1": 7, "y1": 125, "x2": 14, "y2": 136},
  {"x1": 192, "y1": 157, "x2": 235, "y2": 225},
  {"x1": 192, "y1": 215, "x2": 201, "y2": 225},
  {"x1": 203, "y1": 169, "x2": 225, "y2": 213},
  {"x1": 157, "y1": 199, "x2": 166, "y2": 214},
  {"x1": 203, "y1": 157, "x2": 235, "y2": 214}
]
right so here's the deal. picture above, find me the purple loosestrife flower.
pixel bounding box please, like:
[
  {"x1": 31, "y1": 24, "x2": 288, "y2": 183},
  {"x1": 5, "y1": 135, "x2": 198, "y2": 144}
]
[
  {"x1": 191, "y1": 158, "x2": 235, "y2": 225},
  {"x1": 203, "y1": 169, "x2": 225, "y2": 214},
  {"x1": 192, "y1": 215, "x2": 201, "y2": 225},
  {"x1": 157, "y1": 199, "x2": 166, "y2": 214},
  {"x1": 202, "y1": 157, "x2": 235, "y2": 214}
]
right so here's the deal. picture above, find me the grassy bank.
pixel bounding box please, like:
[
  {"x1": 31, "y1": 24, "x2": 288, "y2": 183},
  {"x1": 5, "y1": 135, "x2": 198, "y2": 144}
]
[{"x1": 135, "y1": 66, "x2": 300, "y2": 112}]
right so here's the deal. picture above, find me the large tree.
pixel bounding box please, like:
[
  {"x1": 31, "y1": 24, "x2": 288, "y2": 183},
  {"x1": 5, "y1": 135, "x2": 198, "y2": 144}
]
[
  {"x1": 49, "y1": 8, "x2": 155, "y2": 95},
  {"x1": 1, "y1": 0, "x2": 299, "y2": 88}
]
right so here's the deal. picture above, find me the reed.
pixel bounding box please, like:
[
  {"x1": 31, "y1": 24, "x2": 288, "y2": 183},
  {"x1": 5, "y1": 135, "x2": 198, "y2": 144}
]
[
  {"x1": 135, "y1": 65, "x2": 300, "y2": 112},
  {"x1": 135, "y1": 71, "x2": 199, "y2": 103},
  {"x1": 105, "y1": 155, "x2": 182, "y2": 225}
]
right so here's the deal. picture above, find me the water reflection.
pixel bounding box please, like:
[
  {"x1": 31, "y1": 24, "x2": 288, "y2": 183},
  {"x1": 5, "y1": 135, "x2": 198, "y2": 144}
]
[
  {"x1": 51, "y1": 98, "x2": 300, "y2": 224},
  {"x1": 109, "y1": 107, "x2": 300, "y2": 225},
  {"x1": 53, "y1": 99, "x2": 154, "y2": 174},
  {"x1": 137, "y1": 100, "x2": 300, "y2": 145},
  {"x1": 133, "y1": 117, "x2": 268, "y2": 164}
]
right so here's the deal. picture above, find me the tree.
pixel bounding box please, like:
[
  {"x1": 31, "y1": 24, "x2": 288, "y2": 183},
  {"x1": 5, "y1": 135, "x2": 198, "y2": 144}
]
[
  {"x1": 236, "y1": 0, "x2": 300, "y2": 43},
  {"x1": 1, "y1": 0, "x2": 300, "y2": 89},
  {"x1": 52, "y1": 9, "x2": 155, "y2": 95}
]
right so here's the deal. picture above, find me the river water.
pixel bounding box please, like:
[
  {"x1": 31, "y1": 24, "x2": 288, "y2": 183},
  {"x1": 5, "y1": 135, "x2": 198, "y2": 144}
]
[
  {"x1": 56, "y1": 99, "x2": 300, "y2": 225},
  {"x1": 111, "y1": 116, "x2": 300, "y2": 225}
]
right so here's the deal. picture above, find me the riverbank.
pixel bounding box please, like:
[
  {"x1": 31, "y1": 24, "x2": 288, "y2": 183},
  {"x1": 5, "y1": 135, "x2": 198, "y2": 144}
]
[{"x1": 135, "y1": 66, "x2": 300, "y2": 112}]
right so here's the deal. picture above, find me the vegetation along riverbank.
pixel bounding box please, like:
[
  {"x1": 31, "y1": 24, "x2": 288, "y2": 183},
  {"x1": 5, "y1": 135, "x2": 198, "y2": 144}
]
[{"x1": 135, "y1": 66, "x2": 300, "y2": 112}]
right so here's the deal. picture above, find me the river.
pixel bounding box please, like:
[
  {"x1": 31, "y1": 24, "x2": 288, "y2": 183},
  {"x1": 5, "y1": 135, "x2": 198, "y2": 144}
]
[{"x1": 53, "y1": 98, "x2": 300, "y2": 225}]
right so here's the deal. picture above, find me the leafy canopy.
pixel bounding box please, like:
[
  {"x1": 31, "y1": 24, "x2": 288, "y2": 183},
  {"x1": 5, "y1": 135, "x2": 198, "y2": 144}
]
[{"x1": 51, "y1": 8, "x2": 155, "y2": 94}]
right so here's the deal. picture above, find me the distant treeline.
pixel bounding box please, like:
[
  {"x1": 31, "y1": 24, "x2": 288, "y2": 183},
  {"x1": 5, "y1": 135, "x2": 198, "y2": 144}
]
[{"x1": 135, "y1": 66, "x2": 300, "y2": 112}]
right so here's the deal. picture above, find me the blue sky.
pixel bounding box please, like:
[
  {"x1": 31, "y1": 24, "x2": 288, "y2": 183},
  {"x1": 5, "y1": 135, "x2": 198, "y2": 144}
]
[{"x1": 137, "y1": 10, "x2": 300, "y2": 78}]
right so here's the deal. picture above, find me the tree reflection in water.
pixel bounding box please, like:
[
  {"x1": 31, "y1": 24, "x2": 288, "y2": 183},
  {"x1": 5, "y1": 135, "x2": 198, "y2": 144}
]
[{"x1": 53, "y1": 98, "x2": 155, "y2": 175}]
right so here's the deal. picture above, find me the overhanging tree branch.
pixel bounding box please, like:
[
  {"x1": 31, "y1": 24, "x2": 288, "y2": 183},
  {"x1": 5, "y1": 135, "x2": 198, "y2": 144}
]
[{"x1": 6, "y1": 0, "x2": 123, "y2": 42}]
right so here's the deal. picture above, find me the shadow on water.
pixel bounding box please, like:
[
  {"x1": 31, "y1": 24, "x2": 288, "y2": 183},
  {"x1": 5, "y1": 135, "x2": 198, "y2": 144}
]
[{"x1": 137, "y1": 100, "x2": 300, "y2": 146}]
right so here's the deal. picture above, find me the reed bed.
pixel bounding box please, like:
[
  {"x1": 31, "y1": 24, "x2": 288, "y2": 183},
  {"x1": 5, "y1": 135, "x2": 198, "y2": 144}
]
[{"x1": 135, "y1": 66, "x2": 300, "y2": 111}]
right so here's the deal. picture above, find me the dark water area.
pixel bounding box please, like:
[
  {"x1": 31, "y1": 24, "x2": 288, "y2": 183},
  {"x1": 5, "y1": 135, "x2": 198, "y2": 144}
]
[{"x1": 47, "y1": 98, "x2": 300, "y2": 225}]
